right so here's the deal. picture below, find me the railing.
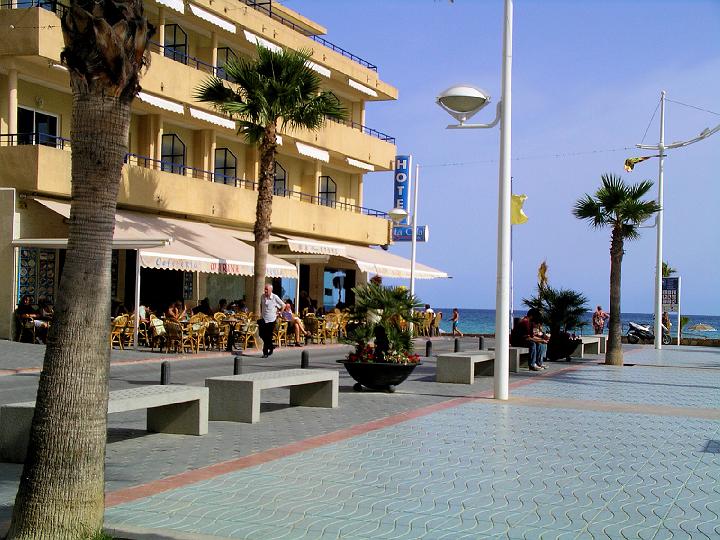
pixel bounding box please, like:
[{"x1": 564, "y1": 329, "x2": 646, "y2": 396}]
[
  {"x1": 273, "y1": 187, "x2": 387, "y2": 218},
  {"x1": 242, "y1": 0, "x2": 378, "y2": 72},
  {"x1": 2, "y1": 0, "x2": 66, "y2": 15},
  {"x1": 147, "y1": 41, "x2": 228, "y2": 80},
  {"x1": 0, "y1": 132, "x2": 70, "y2": 149},
  {"x1": 125, "y1": 153, "x2": 257, "y2": 190},
  {"x1": 326, "y1": 116, "x2": 395, "y2": 144}
]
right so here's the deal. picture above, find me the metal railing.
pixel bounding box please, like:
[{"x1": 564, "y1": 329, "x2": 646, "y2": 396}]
[
  {"x1": 147, "y1": 41, "x2": 229, "y2": 80},
  {"x1": 1, "y1": 0, "x2": 65, "y2": 14},
  {"x1": 326, "y1": 116, "x2": 395, "y2": 144},
  {"x1": 242, "y1": 0, "x2": 378, "y2": 72},
  {"x1": 0, "y1": 132, "x2": 70, "y2": 149},
  {"x1": 273, "y1": 187, "x2": 387, "y2": 218}
]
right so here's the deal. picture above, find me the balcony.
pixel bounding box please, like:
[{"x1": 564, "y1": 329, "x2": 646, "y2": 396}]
[{"x1": 0, "y1": 137, "x2": 391, "y2": 245}]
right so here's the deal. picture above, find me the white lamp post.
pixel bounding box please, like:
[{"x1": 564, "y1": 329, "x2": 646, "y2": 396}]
[
  {"x1": 636, "y1": 91, "x2": 720, "y2": 349},
  {"x1": 436, "y1": 0, "x2": 513, "y2": 401}
]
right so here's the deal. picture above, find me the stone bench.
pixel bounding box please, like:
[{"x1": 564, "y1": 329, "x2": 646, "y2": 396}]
[
  {"x1": 589, "y1": 334, "x2": 608, "y2": 354},
  {"x1": 572, "y1": 336, "x2": 602, "y2": 358},
  {"x1": 489, "y1": 346, "x2": 530, "y2": 372},
  {"x1": 205, "y1": 368, "x2": 338, "y2": 424},
  {"x1": 0, "y1": 385, "x2": 208, "y2": 463},
  {"x1": 436, "y1": 351, "x2": 496, "y2": 384}
]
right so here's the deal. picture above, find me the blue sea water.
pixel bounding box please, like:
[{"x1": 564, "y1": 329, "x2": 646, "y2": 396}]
[{"x1": 435, "y1": 308, "x2": 720, "y2": 340}]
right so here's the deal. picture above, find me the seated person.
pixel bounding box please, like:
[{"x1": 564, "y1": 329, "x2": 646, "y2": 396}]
[
  {"x1": 281, "y1": 302, "x2": 307, "y2": 345},
  {"x1": 216, "y1": 298, "x2": 230, "y2": 314},
  {"x1": 509, "y1": 308, "x2": 547, "y2": 371},
  {"x1": 165, "y1": 300, "x2": 187, "y2": 321},
  {"x1": 193, "y1": 297, "x2": 212, "y2": 316}
]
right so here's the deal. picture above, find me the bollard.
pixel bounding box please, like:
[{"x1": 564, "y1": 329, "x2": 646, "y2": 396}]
[
  {"x1": 454, "y1": 338, "x2": 460, "y2": 352},
  {"x1": 160, "y1": 361, "x2": 171, "y2": 385},
  {"x1": 425, "y1": 340, "x2": 433, "y2": 358},
  {"x1": 478, "y1": 336, "x2": 485, "y2": 350},
  {"x1": 301, "y1": 350, "x2": 309, "y2": 369},
  {"x1": 234, "y1": 356, "x2": 243, "y2": 375}
]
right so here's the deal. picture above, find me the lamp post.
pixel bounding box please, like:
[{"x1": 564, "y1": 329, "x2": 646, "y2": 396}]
[
  {"x1": 635, "y1": 91, "x2": 720, "y2": 349},
  {"x1": 436, "y1": 0, "x2": 513, "y2": 400}
]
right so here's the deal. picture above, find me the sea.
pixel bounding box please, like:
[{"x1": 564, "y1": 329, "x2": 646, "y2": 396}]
[{"x1": 435, "y1": 308, "x2": 720, "y2": 340}]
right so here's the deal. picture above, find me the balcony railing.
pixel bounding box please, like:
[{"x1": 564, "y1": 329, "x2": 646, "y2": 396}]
[
  {"x1": 273, "y1": 187, "x2": 388, "y2": 218},
  {"x1": 147, "y1": 41, "x2": 230, "y2": 80},
  {"x1": 242, "y1": 1, "x2": 378, "y2": 72},
  {"x1": 326, "y1": 116, "x2": 395, "y2": 144},
  {"x1": 0, "y1": 132, "x2": 70, "y2": 149}
]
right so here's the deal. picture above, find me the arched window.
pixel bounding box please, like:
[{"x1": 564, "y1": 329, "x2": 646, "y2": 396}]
[
  {"x1": 274, "y1": 163, "x2": 288, "y2": 196},
  {"x1": 319, "y1": 175, "x2": 336, "y2": 207},
  {"x1": 164, "y1": 24, "x2": 188, "y2": 64},
  {"x1": 214, "y1": 148, "x2": 237, "y2": 184},
  {"x1": 161, "y1": 134, "x2": 185, "y2": 174}
]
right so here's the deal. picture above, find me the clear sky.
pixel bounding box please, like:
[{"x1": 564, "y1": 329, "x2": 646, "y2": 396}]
[{"x1": 286, "y1": 0, "x2": 720, "y2": 315}]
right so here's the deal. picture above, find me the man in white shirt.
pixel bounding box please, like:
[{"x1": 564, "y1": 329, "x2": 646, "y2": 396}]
[{"x1": 259, "y1": 284, "x2": 285, "y2": 357}]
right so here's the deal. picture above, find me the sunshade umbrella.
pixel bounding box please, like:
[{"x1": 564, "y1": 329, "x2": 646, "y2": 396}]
[{"x1": 688, "y1": 323, "x2": 716, "y2": 332}]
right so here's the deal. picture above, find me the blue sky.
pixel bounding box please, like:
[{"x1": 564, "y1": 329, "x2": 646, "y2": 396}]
[{"x1": 287, "y1": 0, "x2": 720, "y2": 315}]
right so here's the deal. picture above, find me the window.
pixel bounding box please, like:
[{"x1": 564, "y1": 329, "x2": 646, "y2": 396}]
[
  {"x1": 161, "y1": 134, "x2": 185, "y2": 174},
  {"x1": 274, "y1": 163, "x2": 287, "y2": 196},
  {"x1": 164, "y1": 24, "x2": 188, "y2": 64},
  {"x1": 216, "y1": 47, "x2": 237, "y2": 81},
  {"x1": 17, "y1": 107, "x2": 58, "y2": 147},
  {"x1": 214, "y1": 148, "x2": 237, "y2": 184},
  {"x1": 319, "y1": 175, "x2": 336, "y2": 207}
]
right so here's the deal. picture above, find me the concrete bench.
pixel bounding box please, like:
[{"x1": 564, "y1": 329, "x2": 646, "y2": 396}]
[
  {"x1": 589, "y1": 334, "x2": 608, "y2": 354},
  {"x1": 1, "y1": 385, "x2": 208, "y2": 463},
  {"x1": 572, "y1": 336, "x2": 602, "y2": 358},
  {"x1": 205, "y1": 369, "x2": 338, "y2": 424},
  {"x1": 489, "y1": 346, "x2": 530, "y2": 372},
  {"x1": 436, "y1": 351, "x2": 496, "y2": 384}
]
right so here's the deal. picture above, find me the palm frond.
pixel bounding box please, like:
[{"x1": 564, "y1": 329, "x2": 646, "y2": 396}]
[{"x1": 573, "y1": 195, "x2": 608, "y2": 228}]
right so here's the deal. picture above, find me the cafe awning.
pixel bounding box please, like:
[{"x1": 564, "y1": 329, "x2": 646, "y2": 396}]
[
  {"x1": 22, "y1": 198, "x2": 296, "y2": 278},
  {"x1": 277, "y1": 234, "x2": 448, "y2": 279}
]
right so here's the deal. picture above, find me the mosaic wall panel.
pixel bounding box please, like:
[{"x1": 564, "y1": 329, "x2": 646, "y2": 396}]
[
  {"x1": 183, "y1": 271, "x2": 193, "y2": 300},
  {"x1": 17, "y1": 248, "x2": 56, "y2": 304}
]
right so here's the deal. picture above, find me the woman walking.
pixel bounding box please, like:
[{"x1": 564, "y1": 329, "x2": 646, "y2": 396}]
[{"x1": 451, "y1": 308, "x2": 463, "y2": 337}]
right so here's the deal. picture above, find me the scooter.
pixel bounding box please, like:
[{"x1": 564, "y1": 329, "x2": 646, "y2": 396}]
[{"x1": 627, "y1": 321, "x2": 671, "y2": 345}]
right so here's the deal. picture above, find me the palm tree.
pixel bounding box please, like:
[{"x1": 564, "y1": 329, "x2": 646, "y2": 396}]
[
  {"x1": 7, "y1": 1, "x2": 153, "y2": 538},
  {"x1": 195, "y1": 45, "x2": 346, "y2": 313},
  {"x1": 662, "y1": 261, "x2": 677, "y2": 277},
  {"x1": 573, "y1": 173, "x2": 660, "y2": 366}
]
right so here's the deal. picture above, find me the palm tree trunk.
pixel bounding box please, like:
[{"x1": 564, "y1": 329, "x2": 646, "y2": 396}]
[
  {"x1": 252, "y1": 124, "x2": 277, "y2": 315},
  {"x1": 7, "y1": 94, "x2": 129, "y2": 539},
  {"x1": 605, "y1": 226, "x2": 624, "y2": 366}
]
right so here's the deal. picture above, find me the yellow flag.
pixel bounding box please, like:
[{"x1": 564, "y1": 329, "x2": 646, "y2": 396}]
[
  {"x1": 511, "y1": 194, "x2": 528, "y2": 225},
  {"x1": 624, "y1": 155, "x2": 660, "y2": 172}
]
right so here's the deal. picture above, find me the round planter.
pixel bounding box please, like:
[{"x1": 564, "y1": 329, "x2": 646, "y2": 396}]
[{"x1": 337, "y1": 360, "x2": 421, "y2": 392}]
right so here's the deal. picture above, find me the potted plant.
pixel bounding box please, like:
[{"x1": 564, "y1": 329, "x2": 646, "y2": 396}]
[{"x1": 339, "y1": 282, "x2": 422, "y2": 392}]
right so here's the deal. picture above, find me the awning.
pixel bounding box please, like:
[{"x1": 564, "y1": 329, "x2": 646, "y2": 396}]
[
  {"x1": 25, "y1": 199, "x2": 296, "y2": 278},
  {"x1": 343, "y1": 245, "x2": 449, "y2": 280},
  {"x1": 277, "y1": 233, "x2": 448, "y2": 279}
]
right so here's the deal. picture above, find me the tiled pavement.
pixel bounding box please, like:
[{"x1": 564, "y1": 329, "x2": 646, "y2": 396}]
[{"x1": 2, "y1": 342, "x2": 720, "y2": 538}]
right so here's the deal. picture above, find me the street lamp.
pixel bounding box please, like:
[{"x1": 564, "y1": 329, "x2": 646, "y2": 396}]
[
  {"x1": 635, "y1": 91, "x2": 720, "y2": 349},
  {"x1": 388, "y1": 207, "x2": 408, "y2": 224},
  {"x1": 436, "y1": 0, "x2": 513, "y2": 401}
]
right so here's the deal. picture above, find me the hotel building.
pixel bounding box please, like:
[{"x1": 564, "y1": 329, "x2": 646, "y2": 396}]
[{"x1": 0, "y1": 0, "x2": 445, "y2": 339}]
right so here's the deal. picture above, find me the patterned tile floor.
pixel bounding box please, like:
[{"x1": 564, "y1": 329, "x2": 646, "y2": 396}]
[{"x1": 105, "y1": 390, "x2": 720, "y2": 538}]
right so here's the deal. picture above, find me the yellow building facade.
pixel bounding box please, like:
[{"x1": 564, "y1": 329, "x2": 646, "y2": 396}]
[{"x1": 0, "y1": 0, "x2": 444, "y2": 339}]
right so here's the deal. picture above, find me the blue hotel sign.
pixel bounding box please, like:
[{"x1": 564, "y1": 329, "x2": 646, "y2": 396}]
[
  {"x1": 393, "y1": 155, "x2": 412, "y2": 224},
  {"x1": 392, "y1": 225, "x2": 429, "y2": 242}
]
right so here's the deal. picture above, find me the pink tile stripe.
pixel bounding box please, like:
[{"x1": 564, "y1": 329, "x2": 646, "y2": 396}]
[{"x1": 105, "y1": 363, "x2": 585, "y2": 507}]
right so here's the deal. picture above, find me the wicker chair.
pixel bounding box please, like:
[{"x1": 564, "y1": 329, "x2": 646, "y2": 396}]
[
  {"x1": 164, "y1": 320, "x2": 183, "y2": 353},
  {"x1": 303, "y1": 315, "x2": 326, "y2": 344},
  {"x1": 239, "y1": 320, "x2": 259, "y2": 350},
  {"x1": 148, "y1": 315, "x2": 166, "y2": 351},
  {"x1": 110, "y1": 315, "x2": 128, "y2": 349},
  {"x1": 273, "y1": 320, "x2": 288, "y2": 348},
  {"x1": 431, "y1": 312, "x2": 443, "y2": 336}
]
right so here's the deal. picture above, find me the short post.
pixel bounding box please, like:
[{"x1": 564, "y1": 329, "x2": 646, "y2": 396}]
[
  {"x1": 160, "y1": 361, "x2": 171, "y2": 385},
  {"x1": 425, "y1": 340, "x2": 432, "y2": 358},
  {"x1": 454, "y1": 338, "x2": 460, "y2": 352},
  {"x1": 301, "y1": 350, "x2": 309, "y2": 369},
  {"x1": 478, "y1": 336, "x2": 485, "y2": 350},
  {"x1": 234, "y1": 356, "x2": 243, "y2": 375}
]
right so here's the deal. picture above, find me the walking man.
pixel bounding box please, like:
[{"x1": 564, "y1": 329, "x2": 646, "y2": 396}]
[{"x1": 259, "y1": 283, "x2": 284, "y2": 358}]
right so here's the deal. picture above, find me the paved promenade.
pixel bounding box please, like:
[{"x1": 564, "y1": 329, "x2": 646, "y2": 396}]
[{"x1": 0, "y1": 341, "x2": 718, "y2": 539}]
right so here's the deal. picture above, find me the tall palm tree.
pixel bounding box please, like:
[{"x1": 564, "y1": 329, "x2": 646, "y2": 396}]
[
  {"x1": 573, "y1": 173, "x2": 660, "y2": 366},
  {"x1": 195, "y1": 45, "x2": 346, "y2": 313},
  {"x1": 7, "y1": 1, "x2": 153, "y2": 537}
]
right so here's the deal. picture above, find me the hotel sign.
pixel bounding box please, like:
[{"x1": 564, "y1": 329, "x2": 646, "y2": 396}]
[
  {"x1": 392, "y1": 225, "x2": 429, "y2": 242},
  {"x1": 393, "y1": 155, "x2": 412, "y2": 224}
]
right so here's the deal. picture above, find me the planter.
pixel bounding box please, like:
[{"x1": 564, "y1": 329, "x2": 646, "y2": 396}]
[{"x1": 337, "y1": 360, "x2": 421, "y2": 392}]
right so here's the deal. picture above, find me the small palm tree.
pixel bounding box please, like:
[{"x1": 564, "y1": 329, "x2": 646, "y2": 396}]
[
  {"x1": 574, "y1": 173, "x2": 660, "y2": 366},
  {"x1": 8, "y1": 0, "x2": 154, "y2": 536},
  {"x1": 662, "y1": 261, "x2": 677, "y2": 277},
  {"x1": 195, "y1": 45, "x2": 346, "y2": 313}
]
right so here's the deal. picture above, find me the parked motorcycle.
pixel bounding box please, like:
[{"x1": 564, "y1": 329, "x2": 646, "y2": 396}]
[{"x1": 626, "y1": 321, "x2": 671, "y2": 345}]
